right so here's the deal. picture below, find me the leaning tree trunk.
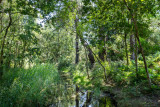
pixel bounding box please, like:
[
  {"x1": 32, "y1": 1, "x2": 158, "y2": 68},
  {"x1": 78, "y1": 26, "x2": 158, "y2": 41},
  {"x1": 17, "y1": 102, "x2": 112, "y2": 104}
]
[
  {"x1": 0, "y1": 12, "x2": 12, "y2": 77},
  {"x1": 133, "y1": 20, "x2": 151, "y2": 86},
  {"x1": 82, "y1": 42, "x2": 95, "y2": 69},
  {"x1": 124, "y1": 0, "x2": 151, "y2": 86},
  {"x1": 78, "y1": 34, "x2": 107, "y2": 81}
]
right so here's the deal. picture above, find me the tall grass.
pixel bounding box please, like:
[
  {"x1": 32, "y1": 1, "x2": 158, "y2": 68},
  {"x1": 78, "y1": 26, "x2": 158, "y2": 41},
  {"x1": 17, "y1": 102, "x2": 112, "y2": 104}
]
[{"x1": 0, "y1": 64, "x2": 61, "y2": 106}]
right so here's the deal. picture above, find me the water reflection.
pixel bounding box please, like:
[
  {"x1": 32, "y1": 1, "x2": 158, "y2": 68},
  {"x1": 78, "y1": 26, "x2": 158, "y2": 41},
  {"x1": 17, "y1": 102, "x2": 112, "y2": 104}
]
[
  {"x1": 49, "y1": 71, "x2": 116, "y2": 107},
  {"x1": 49, "y1": 90, "x2": 116, "y2": 107}
]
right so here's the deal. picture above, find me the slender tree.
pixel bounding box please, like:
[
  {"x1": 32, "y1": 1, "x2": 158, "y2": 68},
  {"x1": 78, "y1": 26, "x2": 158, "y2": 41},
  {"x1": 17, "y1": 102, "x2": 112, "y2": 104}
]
[
  {"x1": 123, "y1": 0, "x2": 152, "y2": 86},
  {"x1": 0, "y1": 11, "x2": 12, "y2": 74}
]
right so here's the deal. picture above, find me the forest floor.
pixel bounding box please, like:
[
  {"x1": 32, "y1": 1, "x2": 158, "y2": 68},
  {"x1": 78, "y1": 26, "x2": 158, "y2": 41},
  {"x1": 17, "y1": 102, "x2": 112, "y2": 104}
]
[
  {"x1": 113, "y1": 87, "x2": 160, "y2": 107},
  {"x1": 103, "y1": 82, "x2": 160, "y2": 107}
]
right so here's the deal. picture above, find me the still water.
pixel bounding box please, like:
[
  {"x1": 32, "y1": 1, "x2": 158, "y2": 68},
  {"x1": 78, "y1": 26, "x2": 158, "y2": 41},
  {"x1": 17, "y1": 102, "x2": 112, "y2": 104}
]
[
  {"x1": 51, "y1": 72, "x2": 117, "y2": 107},
  {"x1": 49, "y1": 90, "x2": 116, "y2": 107}
]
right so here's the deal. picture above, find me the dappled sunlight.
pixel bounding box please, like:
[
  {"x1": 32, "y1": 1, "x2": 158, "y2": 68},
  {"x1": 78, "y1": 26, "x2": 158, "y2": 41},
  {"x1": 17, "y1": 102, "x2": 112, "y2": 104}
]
[{"x1": 0, "y1": 0, "x2": 160, "y2": 106}]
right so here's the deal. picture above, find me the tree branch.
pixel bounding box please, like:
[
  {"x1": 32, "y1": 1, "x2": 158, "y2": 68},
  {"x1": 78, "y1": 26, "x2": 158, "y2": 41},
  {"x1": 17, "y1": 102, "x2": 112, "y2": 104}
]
[{"x1": 0, "y1": 17, "x2": 19, "y2": 34}]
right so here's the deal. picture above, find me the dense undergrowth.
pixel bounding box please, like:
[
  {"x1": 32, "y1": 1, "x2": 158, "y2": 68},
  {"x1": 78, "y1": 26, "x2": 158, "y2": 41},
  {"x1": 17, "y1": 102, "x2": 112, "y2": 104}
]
[
  {"x1": 71, "y1": 51, "x2": 160, "y2": 89},
  {"x1": 0, "y1": 52, "x2": 160, "y2": 106},
  {"x1": 68, "y1": 52, "x2": 160, "y2": 106},
  {"x1": 0, "y1": 64, "x2": 74, "y2": 107}
]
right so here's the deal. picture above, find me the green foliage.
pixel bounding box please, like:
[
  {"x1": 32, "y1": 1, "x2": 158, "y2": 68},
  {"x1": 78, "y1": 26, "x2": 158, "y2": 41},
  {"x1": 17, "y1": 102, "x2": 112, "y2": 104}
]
[
  {"x1": 0, "y1": 0, "x2": 160, "y2": 106},
  {"x1": 57, "y1": 56, "x2": 73, "y2": 71},
  {"x1": 0, "y1": 64, "x2": 62, "y2": 106},
  {"x1": 105, "y1": 55, "x2": 160, "y2": 87}
]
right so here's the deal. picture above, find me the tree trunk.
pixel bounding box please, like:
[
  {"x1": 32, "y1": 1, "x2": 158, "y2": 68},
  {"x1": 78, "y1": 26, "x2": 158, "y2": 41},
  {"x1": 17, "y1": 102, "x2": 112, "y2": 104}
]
[
  {"x1": 98, "y1": 48, "x2": 106, "y2": 62},
  {"x1": 75, "y1": 17, "x2": 79, "y2": 107},
  {"x1": 125, "y1": 33, "x2": 129, "y2": 66},
  {"x1": 0, "y1": 12, "x2": 12, "y2": 77},
  {"x1": 130, "y1": 35, "x2": 135, "y2": 60},
  {"x1": 135, "y1": 37, "x2": 138, "y2": 78},
  {"x1": 0, "y1": 0, "x2": 2, "y2": 4},
  {"x1": 123, "y1": 0, "x2": 151, "y2": 86},
  {"x1": 14, "y1": 42, "x2": 18, "y2": 68},
  {"x1": 75, "y1": 18, "x2": 79, "y2": 64},
  {"x1": 84, "y1": 47, "x2": 90, "y2": 79},
  {"x1": 133, "y1": 20, "x2": 151, "y2": 86},
  {"x1": 78, "y1": 34, "x2": 107, "y2": 81},
  {"x1": 83, "y1": 42, "x2": 95, "y2": 69},
  {"x1": 0, "y1": 12, "x2": 2, "y2": 32}
]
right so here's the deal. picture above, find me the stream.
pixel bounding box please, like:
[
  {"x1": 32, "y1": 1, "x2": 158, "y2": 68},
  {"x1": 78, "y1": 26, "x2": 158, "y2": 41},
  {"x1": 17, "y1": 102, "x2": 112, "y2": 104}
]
[
  {"x1": 49, "y1": 89, "x2": 117, "y2": 107},
  {"x1": 49, "y1": 71, "x2": 117, "y2": 107}
]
